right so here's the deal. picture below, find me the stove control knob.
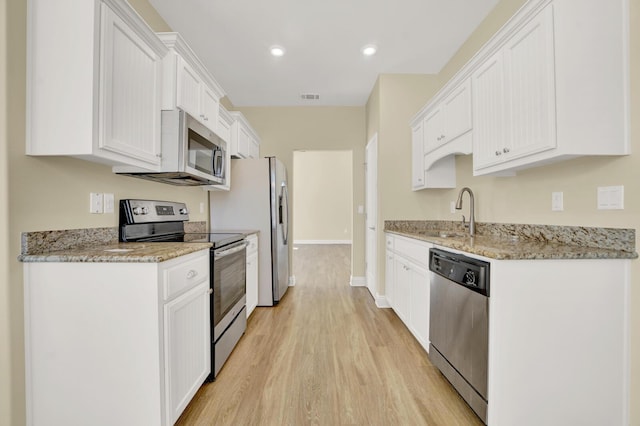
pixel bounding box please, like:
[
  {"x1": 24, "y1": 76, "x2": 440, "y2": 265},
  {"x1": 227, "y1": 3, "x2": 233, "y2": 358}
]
[
  {"x1": 179, "y1": 208, "x2": 189, "y2": 215},
  {"x1": 133, "y1": 207, "x2": 148, "y2": 215}
]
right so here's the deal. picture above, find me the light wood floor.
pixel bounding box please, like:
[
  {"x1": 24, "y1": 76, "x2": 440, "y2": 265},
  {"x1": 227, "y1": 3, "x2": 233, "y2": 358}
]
[{"x1": 176, "y1": 244, "x2": 483, "y2": 426}]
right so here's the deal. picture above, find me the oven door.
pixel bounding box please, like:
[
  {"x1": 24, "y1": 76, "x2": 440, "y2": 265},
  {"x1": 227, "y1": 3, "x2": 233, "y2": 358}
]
[{"x1": 212, "y1": 241, "x2": 247, "y2": 341}]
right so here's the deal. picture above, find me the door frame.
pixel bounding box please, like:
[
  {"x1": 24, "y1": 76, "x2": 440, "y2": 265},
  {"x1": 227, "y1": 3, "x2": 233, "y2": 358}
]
[{"x1": 365, "y1": 134, "x2": 378, "y2": 299}]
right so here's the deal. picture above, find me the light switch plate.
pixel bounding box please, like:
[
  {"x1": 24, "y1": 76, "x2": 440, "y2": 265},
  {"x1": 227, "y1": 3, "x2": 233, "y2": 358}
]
[
  {"x1": 551, "y1": 192, "x2": 563, "y2": 211},
  {"x1": 597, "y1": 186, "x2": 624, "y2": 210},
  {"x1": 90, "y1": 193, "x2": 103, "y2": 214}
]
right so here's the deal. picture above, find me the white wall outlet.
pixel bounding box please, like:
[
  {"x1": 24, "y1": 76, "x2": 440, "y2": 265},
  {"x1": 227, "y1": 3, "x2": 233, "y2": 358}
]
[
  {"x1": 90, "y1": 193, "x2": 103, "y2": 214},
  {"x1": 597, "y1": 186, "x2": 624, "y2": 210},
  {"x1": 200, "y1": 202, "x2": 205, "y2": 214},
  {"x1": 450, "y1": 201, "x2": 456, "y2": 214},
  {"x1": 103, "y1": 193, "x2": 114, "y2": 213},
  {"x1": 551, "y1": 192, "x2": 563, "y2": 211}
]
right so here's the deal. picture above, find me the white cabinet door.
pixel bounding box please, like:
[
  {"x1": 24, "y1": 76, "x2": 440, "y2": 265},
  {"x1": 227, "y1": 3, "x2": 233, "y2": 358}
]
[
  {"x1": 385, "y1": 250, "x2": 395, "y2": 308},
  {"x1": 409, "y1": 262, "x2": 430, "y2": 352},
  {"x1": 176, "y1": 58, "x2": 202, "y2": 119},
  {"x1": 411, "y1": 122, "x2": 425, "y2": 189},
  {"x1": 200, "y1": 85, "x2": 220, "y2": 130},
  {"x1": 164, "y1": 281, "x2": 211, "y2": 425},
  {"x1": 423, "y1": 107, "x2": 444, "y2": 154},
  {"x1": 249, "y1": 139, "x2": 260, "y2": 159},
  {"x1": 442, "y1": 79, "x2": 472, "y2": 143},
  {"x1": 503, "y1": 4, "x2": 556, "y2": 160},
  {"x1": 394, "y1": 256, "x2": 412, "y2": 325},
  {"x1": 246, "y1": 251, "x2": 259, "y2": 317},
  {"x1": 98, "y1": 3, "x2": 162, "y2": 167},
  {"x1": 472, "y1": 50, "x2": 507, "y2": 170},
  {"x1": 237, "y1": 125, "x2": 251, "y2": 158}
]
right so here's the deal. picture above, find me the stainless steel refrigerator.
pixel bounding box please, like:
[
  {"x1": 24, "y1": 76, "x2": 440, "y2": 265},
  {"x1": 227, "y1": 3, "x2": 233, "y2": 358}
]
[{"x1": 210, "y1": 157, "x2": 290, "y2": 306}]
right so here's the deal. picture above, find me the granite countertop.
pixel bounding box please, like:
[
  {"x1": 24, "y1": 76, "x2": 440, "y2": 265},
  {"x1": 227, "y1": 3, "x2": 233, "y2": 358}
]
[
  {"x1": 19, "y1": 222, "x2": 213, "y2": 263},
  {"x1": 385, "y1": 220, "x2": 638, "y2": 260},
  {"x1": 19, "y1": 242, "x2": 213, "y2": 263},
  {"x1": 211, "y1": 229, "x2": 260, "y2": 237}
]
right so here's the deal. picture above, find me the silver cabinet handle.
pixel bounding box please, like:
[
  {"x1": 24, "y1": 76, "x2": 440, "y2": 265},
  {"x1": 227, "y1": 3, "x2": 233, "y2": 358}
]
[{"x1": 186, "y1": 270, "x2": 198, "y2": 279}]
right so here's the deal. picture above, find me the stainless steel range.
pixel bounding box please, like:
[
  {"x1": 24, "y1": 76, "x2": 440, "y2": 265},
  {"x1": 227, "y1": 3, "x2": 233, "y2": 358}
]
[{"x1": 120, "y1": 199, "x2": 247, "y2": 381}]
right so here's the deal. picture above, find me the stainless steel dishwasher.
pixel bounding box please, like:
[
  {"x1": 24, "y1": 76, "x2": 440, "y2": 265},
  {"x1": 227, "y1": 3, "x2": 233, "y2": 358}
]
[{"x1": 429, "y1": 248, "x2": 490, "y2": 424}]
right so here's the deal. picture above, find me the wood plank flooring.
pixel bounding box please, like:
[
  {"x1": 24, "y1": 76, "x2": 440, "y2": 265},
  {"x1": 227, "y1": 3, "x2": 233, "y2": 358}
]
[{"x1": 176, "y1": 244, "x2": 483, "y2": 425}]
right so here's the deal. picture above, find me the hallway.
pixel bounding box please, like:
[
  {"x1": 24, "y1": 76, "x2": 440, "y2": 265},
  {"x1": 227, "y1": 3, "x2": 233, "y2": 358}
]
[{"x1": 176, "y1": 244, "x2": 482, "y2": 425}]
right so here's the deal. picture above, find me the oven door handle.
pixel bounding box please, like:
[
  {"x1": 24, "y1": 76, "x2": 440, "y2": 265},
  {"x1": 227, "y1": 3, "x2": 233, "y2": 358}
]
[{"x1": 214, "y1": 241, "x2": 248, "y2": 259}]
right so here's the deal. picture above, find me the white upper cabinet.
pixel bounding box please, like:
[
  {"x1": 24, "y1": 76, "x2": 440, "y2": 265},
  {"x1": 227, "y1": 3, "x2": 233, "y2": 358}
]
[
  {"x1": 158, "y1": 33, "x2": 225, "y2": 134},
  {"x1": 27, "y1": 0, "x2": 167, "y2": 169},
  {"x1": 410, "y1": 0, "x2": 629, "y2": 179},
  {"x1": 473, "y1": 4, "x2": 556, "y2": 173},
  {"x1": 411, "y1": 121, "x2": 425, "y2": 189},
  {"x1": 472, "y1": 0, "x2": 628, "y2": 175},
  {"x1": 472, "y1": 51, "x2": 507, "y2": 170},
  {"x1": 229, "y1": 111, "x2": 261, "y2": 159},
  {"x1": 424, "y1": 79, "x2": 472, "y2": 154}
]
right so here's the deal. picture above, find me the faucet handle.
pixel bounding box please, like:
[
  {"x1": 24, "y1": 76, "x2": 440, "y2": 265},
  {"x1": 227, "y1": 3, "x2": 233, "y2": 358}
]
[{"x1": 461, "y1": 215, "x2": 469, "y2": 228}]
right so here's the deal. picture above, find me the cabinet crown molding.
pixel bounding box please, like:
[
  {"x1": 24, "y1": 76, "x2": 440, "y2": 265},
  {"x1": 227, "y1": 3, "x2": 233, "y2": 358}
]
[
  {"x1": 157, "y1": 32, "x2": 226, "y2": 99},
  {"x1": 102, "y1": 0, "x2": 168, "y2": 55}
]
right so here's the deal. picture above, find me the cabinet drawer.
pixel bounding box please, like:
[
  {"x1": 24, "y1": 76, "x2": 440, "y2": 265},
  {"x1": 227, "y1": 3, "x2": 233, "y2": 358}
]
[
  {"x1": 246, "y1": 234, "x2": 258, "y2": 254},
  {"x1": 163, "y1": 253, "x2": 209, "y2": 301},
  {"x1": 394, "y1": 236, "x2": 430, "y2": 268}
]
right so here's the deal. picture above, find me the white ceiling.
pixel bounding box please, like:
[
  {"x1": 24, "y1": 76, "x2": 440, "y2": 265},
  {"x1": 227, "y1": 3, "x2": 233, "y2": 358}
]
[{"x1": 149, "y1": 0, "x2": 500, "y2": 107}]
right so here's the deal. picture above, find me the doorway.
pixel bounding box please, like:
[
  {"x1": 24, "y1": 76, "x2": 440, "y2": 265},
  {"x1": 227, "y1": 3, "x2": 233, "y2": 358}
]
[{"x1": 292, "y1": 150, "x2": 354, "y2": 285}]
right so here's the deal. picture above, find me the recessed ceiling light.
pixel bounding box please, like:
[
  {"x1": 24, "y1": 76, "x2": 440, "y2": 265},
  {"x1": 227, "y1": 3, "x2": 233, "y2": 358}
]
[
  {"x1": 361, "y1": 44, "x2": 377, "y2": 56},
  {"x1": 270, "y1": 45, "x2": 285, "y2": 57}
]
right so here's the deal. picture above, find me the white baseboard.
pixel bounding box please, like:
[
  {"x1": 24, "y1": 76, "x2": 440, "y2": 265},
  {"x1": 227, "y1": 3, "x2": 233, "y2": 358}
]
[
  {"x1": 293, "y1": 240, "x2": 352, "y2": 245},
  {"x1": 289, "y1": 275, "x2": 296, "y2": 286},
  {"x1": 350, "y1": 276, "x2": 366, "y2": 287},
  {"x1": 375, "y1": 294, "x2": 390, "y2": 308}
]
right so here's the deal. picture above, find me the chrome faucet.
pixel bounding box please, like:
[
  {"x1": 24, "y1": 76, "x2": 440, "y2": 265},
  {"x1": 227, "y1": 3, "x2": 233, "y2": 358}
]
[{"x1": 455, "y1": 187, "x2": 475, "y2": 237}]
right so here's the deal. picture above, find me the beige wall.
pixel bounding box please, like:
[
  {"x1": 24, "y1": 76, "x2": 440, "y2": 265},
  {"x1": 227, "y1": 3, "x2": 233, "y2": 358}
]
[
  {"x1": 2, "y1": 1, "x2": 209, "y2": 424},
  {"x1": 368, "y1": 0, "x2": 640, "y2": 423},
  {"x1": 237, "y1": 107, "x2": 366, "y2": 278},
  {"x1": 292, "y1": 150, "x2": 353, "y2": 242},
  {"x1": 0, "y1": 0, "x2": 9, "y2": 423}
]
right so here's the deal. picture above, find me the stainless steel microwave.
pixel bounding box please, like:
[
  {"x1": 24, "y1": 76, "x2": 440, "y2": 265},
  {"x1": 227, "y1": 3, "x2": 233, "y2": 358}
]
[{"x1": 114, "y1": 109, "x2": 227, "y2": 186}]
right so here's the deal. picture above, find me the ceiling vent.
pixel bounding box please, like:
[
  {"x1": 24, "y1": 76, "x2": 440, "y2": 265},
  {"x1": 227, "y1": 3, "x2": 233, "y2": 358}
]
[{"x1": 300, "y1": 93, "x2": 320, "y2": 100}]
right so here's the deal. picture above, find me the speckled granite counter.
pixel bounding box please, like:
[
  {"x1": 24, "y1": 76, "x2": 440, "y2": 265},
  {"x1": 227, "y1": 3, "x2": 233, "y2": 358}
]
[
  {"x1": 19, "y1": 222, "x2": 212, "y2": 263},
  {"x1": 385, "y1": 220, "x2": 637, "y2": 260}
]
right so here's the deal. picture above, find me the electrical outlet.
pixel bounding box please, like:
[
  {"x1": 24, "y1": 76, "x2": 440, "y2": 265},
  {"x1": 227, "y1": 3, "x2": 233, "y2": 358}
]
[
  {"x1": 90, "y1": 193, "x2": 103, "y2": 214},
  {"x1": 551, "y1": 192, "x2": 563, "y2": 211},
  {"x1": 104, "y1": 193, "x2": 114, "y2": 213},
  {"x1": 200, "y1": 202, "x2": 205, "y2": 214},
  {"x1": 450, "y1": 201, "x2": 456, "y2": 214}
]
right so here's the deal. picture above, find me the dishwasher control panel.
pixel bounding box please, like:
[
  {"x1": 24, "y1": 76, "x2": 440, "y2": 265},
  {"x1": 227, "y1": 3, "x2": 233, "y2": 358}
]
[{"x1": 429, "y1": 248, "x2": 490, "y2": 296}]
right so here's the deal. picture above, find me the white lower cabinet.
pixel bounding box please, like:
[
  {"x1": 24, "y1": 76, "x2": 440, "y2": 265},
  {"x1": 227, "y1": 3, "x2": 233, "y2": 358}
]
[
  {"x1": 164, "y1": 281, "x2": 210, "y2": 425},
  {"x1": 245, "y1": 234, "x2": 259, "y2": 317},
  {"x1": 23, "y1": 249, "x2": 210, "y2": 426},
  {"x1": 385, "y1": 233, "x2": 431, "y2": 352}
]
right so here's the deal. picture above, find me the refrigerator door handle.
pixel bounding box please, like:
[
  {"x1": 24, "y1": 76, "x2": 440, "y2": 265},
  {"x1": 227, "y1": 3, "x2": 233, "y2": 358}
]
[{"x1": 279, "y1": 183, "x2": 289, "y2": 245}]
